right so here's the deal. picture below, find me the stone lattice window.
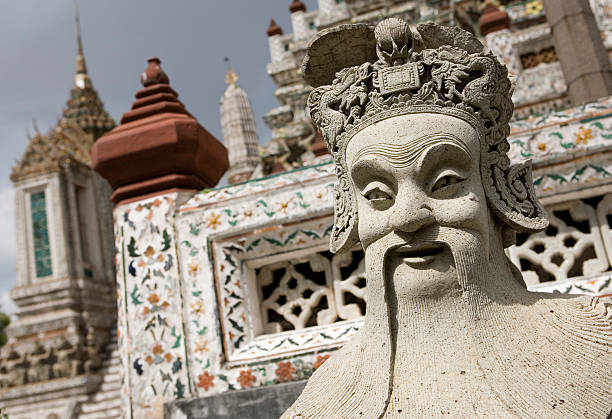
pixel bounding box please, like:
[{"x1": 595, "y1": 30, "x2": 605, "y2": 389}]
[
  {"x1": 520, "y1": 46, "x2": 557, "y2": 70},
  {"x1": 31, "y1": 191, "x2": 52, "y2": 277},
  {"x1": 256, "y1": 248, "x2": 366, "y2": 334},
  {"x1": 513, "y1": 195, "x2": 611, "y2": 285}
]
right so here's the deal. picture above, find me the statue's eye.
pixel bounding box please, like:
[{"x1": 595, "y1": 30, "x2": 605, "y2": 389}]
[
  {"x1": 362, "y1": 185, "x2": 393, "y2": 208},
  {"x1": 432, "y1": 174, "x2": 463, "y2": 193},
  {"x1": 365, "y1": 189, "x2": 390, "y2": 201}
]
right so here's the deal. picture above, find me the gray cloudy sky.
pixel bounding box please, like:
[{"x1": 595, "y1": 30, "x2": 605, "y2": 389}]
[{"x1": 0, "y1": 0, "x2": 318, "y2": 314}]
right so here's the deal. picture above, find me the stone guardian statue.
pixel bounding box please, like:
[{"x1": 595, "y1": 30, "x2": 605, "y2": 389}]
[{"x1": 282, "y1": 19, "x2": 612, "y2": 418}]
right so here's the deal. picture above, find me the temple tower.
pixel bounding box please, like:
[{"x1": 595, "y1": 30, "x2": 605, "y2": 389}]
[
  {"x1": 0, "y1": 2, "x2": 119, "y2": 417},
  {"x1": 61, "y1": 1, "x2": 115, "y2": 140},
  {"x1": 220, "y1": 67, "x2": 261, "y2": 184},
  {"x1": 289, "y1": 0, "x2": 309, "y2": 41}
]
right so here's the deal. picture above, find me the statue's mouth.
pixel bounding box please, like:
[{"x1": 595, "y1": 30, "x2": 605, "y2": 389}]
[{"x1": 393, "y1": 242, "x2": 445, "y2": 267}]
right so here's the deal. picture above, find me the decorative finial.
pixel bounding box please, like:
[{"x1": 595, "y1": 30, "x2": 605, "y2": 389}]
[
  {"x1": 73, "y1": 0, "x2": 91, "y2": 89},
  {"x1": 479, "y1": 0, "x2": 510, "y2": 36},
  {"x1": 374, "y1": 18, "x2": 412, "y2": 66},
  {"x1": 224, "y1": 57, "x2": 238, "y2": 86},
  {"x1": 289, "y1": 0, "x2": 307, "y2": 13},
  {"x1": 140, "y1": 57, "x2": 170, "y2": 87},
  {"x1": 266, "y1": 19, "x2": 283, "y2": 37}
]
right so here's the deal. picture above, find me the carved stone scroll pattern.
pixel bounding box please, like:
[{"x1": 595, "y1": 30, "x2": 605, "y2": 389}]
[
  {"x1": 513, "y1": 196, "x2": 611, "y2": 286},
  {"x1": 257, "y1": 249, "x2": 366, "y2": 333},
  {"x1": 114, "y1": 98, "x2": 612, "y2": 410}
]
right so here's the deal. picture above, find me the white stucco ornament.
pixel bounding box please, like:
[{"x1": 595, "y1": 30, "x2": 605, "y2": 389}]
[{"x1": 283, "y1": 18, "x2": 612, "y2": 418}]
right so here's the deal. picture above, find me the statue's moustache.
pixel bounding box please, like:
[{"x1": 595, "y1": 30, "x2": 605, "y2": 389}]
[
  {"x1": 365, "y1": 226, "x2": 485, "y2": 290},
  {"x1": 367, "y1": 226, "x2": 482, "y2": 255}
]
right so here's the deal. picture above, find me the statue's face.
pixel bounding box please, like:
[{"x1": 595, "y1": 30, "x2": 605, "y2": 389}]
[{"x1": 346, "y1": 113, "x2": 490, "y2": 296}]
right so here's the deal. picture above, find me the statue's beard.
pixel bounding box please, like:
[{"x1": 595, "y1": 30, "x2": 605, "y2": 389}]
[
  {"x1": 360, "y1": 225, "x2": 490, "y2": 364},
  {"x1": 366, "y1": 225, "x2": 488, "y2": 307},
  {"x1": 352, "y1": 226, "x2": 492, "y2": 416}
]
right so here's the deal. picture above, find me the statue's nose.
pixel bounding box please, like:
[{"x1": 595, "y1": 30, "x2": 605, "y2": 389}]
[{"x1": 390, "y1": 201, "x2": 435, "y2": 233}]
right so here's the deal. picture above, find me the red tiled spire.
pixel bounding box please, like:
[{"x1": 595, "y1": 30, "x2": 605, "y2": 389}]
[
  {"x1": 479, "y1": 0, "x2": 510, "y2": 36},
  {"x1": 289, "y1": 0, "x2": 307, "y2": 13},
  {"x1": 266, "y1": 18, "x2": 283, "y2": 37},
  {"x1": 140, "y1": 57, "x2": 170, "y2": 86},
  {"x1": 92, "y1": 58, "x2": 228, "y2": 204}
]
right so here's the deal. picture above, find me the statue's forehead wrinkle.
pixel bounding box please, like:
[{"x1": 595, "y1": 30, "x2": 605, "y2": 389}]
[{"x1": 351, "y1": 132, "x2": 472, "y2": 169}]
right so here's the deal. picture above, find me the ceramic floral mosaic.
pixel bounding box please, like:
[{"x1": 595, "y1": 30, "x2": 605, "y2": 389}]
[
  {"x1": 529, "y1": 274, "x2": 612, "y2": 297},
  {"x1": 114, "y1": 193, "x2": 192, "y2": 418},
  {"x1": 484, "y1": 9, "x2": 567, "y2": 111},
  {"x1": 485, "y1": 30, "x2": 520, "y2": 77},
  {"x1": 508, "y1": 97, "x2": 612, "y2": 196},
  {"x1": 590, "y1": 0, "x2": 612, "y2": 48},
  {"x1": 506, "y1": 0, "x2": 545, "y2": 23}
]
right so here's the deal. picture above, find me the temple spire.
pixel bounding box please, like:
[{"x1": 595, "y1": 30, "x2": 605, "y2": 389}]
[
  {"x1": 224, "y1": 57, "x2": 238, "y2": 86},
  {"x1": 59, "y1": 0, "x2": 115, "y2": 139},
  {"x1": 220, "y1": 64, "x2": 261, "y2": 184},
  {"x1": 73, "y1": 0, "x2": 91, "y2": 89}
]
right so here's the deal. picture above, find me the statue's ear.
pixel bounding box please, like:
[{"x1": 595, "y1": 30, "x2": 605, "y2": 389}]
[
  {"x1": 330, "y1": 170, "x2": 360, "y2": 253},
  {"x1": 483, "y1": 158, "x2": 549, "y2": 234},
  {"x1": 307, "y1": 83, "x2": 361, "y2": 253}
]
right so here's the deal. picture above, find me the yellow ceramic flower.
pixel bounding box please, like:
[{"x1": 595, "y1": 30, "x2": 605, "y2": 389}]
[
  {"x1": 526, "y1": 0, "x2": 543, "y2": 15},
  {"x1": 147, "y1": 293, "x2": 160, "y2": 305},
  {"x1": 206, "y1": 211, "x2": 222, "y2": 230},
  {"x1": 278, "y1": 200, "x2": 290, "y2": 213},
  {"x1": 575, "y1": 126, "x2": 594, "y2": 145},
  {"x1": 188, "y1": 260, "x2": 199, "y2": 276},
  {"x1": 191, "y1": 300, "x2": 205, "y2": 315},
  {"x1": 194, "y1": 339, "x2": 209, "y2": 353},
  {"x1": 144, "y1": 246, "x2": 155, "y2": 257}
]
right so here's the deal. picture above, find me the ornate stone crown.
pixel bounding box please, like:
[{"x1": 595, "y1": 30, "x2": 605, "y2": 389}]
[{"x1": 303, "y1": 18, "x2": 548, "y2": 252}]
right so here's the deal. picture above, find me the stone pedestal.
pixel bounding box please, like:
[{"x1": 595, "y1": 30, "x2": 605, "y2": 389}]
[{"x1": 164, "y1": 381, "x2": 306, "y2": 419}]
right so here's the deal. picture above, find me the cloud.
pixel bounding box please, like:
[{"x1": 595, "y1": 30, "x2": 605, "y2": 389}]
[
  {"x1": 0, "y1": 291, "x2": 16, "y2": 318},
  {"x1": 0, "y1": 187, "x2": 16, "y2": 316}
]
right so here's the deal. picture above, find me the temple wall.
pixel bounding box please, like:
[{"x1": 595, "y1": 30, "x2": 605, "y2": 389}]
[{"x1": 264, "y1": 0, "x2": 612, "y2": 168}]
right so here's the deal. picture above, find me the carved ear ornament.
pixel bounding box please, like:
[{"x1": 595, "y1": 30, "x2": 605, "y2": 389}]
[{"x1": 303, "y1": 18, "x2": 547, "y2": 253}]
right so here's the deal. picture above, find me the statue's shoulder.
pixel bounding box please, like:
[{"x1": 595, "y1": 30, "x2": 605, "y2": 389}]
[
  {"x1": 536, "y1": 293, "x2": 612, "y2": 338},
  {"x1": 280, "y1": 332, "x2": 372, "y2": 419}
]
